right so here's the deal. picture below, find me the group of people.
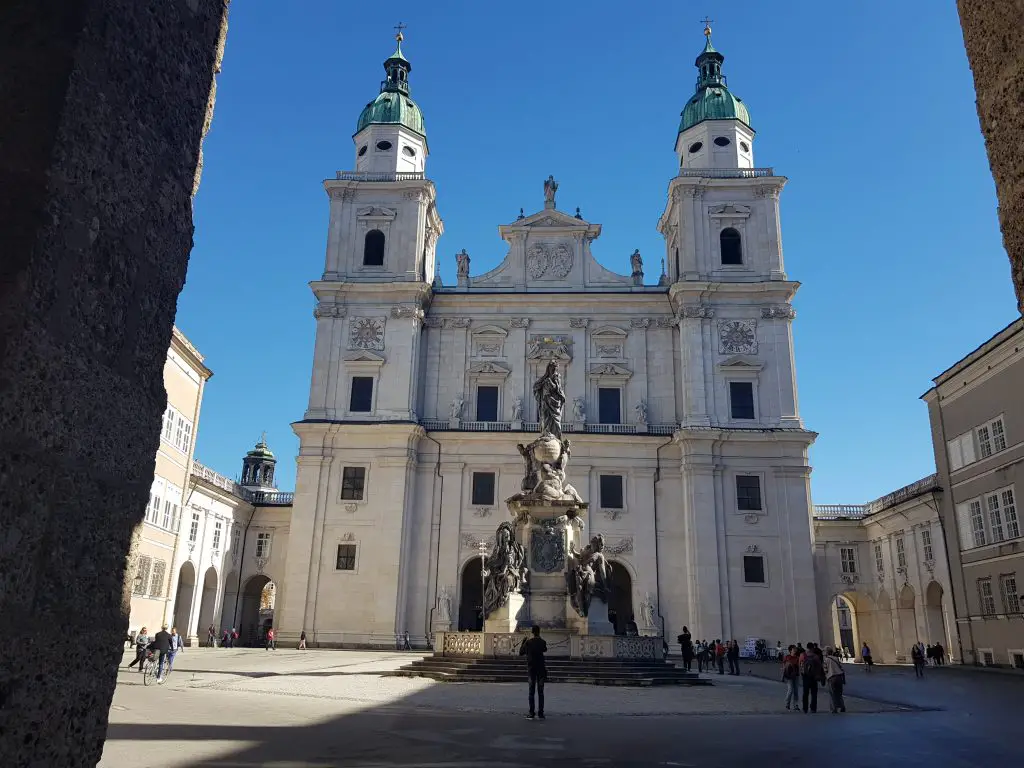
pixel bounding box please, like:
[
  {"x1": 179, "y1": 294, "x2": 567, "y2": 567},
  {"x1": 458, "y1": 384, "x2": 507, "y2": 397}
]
[
  {"x1": 125, "y1": 624, "x2": 184, "y2": 683},
  {"x1": 910, "y1": 641, "x2": 946, "y2": 677},
  {"x1": 206, "y1": 625, "x2": 240, "y2": 647},
  {"x1": 675, "y1": 628, "x2": 744, "y2": 675},
  {"x1": 780, "y1": 642, "x2": 847, "y2": 714}
]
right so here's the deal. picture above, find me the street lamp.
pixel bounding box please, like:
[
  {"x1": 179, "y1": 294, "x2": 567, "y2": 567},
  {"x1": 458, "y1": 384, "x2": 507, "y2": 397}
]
[
  {"x1": 133, "y1": 575, "x2": 143, "y2": 592},
  {"x1": 478, "y1": 542, "x2": 488, "y2": 631}
]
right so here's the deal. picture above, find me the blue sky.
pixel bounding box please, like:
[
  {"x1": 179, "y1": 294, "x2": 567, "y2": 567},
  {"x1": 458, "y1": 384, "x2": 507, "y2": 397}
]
[{"x1": 180, "y1": 0, "x2": 1017, "y2": 504}]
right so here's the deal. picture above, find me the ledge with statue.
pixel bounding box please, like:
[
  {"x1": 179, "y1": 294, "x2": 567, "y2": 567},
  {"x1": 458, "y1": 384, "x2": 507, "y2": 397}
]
[{"x1": 422, "y1": 361, "x2": 675, "y2": 664}]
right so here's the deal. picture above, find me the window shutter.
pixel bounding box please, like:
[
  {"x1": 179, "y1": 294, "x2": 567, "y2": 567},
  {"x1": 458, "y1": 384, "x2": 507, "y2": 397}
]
[
  {"x1": 955, "y1": 503, "x2": 975, "y2": 551},
  {"x1": 960, "y1": 433, "x2": 976, "y2": 465},
  {"x1": 947, "y1": 439, "x2": 963, "y2": 471}
]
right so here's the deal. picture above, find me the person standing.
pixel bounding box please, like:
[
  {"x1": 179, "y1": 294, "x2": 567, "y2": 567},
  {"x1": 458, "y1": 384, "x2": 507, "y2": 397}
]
[
  {"x1": 935, "y1": 642, "x2": 945, "y2": 666},
  {"x1": 781, "y1": 645, "x2": 800, "y2": 711},
  {"x1": 207, "y1": 625, "x2": 216, "y2": 647},
  {"x1": 678, "y1": 627, "x2": 693, "y2": 672},
  {"x1": 520, "y1": 625, "x2": 547, "y2": 720},
  {"x1": 299, "y1": 630, "x2": 307, "y2": 650},
  {"x1": 861, "y1": 642, "x2": 873, "y2": 671},
  {"x1": 727, "y1": 640, "x2": 741, "y2": 675},
  {"x1": 230, "y1": 627, "x2": 239, "y2": 648},
  {"x1": 167, "y1": 627, "x2": 184, "y2": 673},
  {"x1": 265, "y1": 627, "x2": 275, "y2": 650},
  {"x1": 127, "y1": 627, "x2": 150, "y2": 672},
  {"x1": 152, "y1": 624, "x2": 173, "y2": 683},
  {"x1": 800, "y1": 643, "x2": 823, "y2": 713},
  {"x1": 715, "y1": 639, "x2": 726, "y2": 675},
  {"x1": 823, "y1": 647, "x2": 846, "y2": 713},
  {"x1": 911, "y1": 642, "x2": 925, "y2": 678}
]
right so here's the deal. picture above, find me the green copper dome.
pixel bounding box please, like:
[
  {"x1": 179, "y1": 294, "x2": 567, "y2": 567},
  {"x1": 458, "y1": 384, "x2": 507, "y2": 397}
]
[
  {"x1": 355, "y1": 36, "x2": 427, "y2": 140},
  {"x1": 678, "y1": 33, "x2": 751, "y2": 133},
  {"x1": 247, "y1": 434, "x2": 275, "y2": 460}
]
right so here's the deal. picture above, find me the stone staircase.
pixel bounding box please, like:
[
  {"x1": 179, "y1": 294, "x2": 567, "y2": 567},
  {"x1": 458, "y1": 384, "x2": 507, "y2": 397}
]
[{"x1": 385, "y1": 656, "x2": 711, "y2": 686}]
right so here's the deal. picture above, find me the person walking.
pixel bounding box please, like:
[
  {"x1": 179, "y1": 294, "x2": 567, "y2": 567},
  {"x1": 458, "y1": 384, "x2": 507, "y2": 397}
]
[
  {"x1": 207, "y1": 625, "x2": 216, "y2": 647},
  {"x1": 861, "y1": 642, "x2": 873, "y2": 671},
  {"x1": 935, "y1": 642, "x2": 945, "y2": 666},
  {"x1": 678, "y1": 627, "x2": 693, "y2": 672},
  {"x1": 800, "y1": 643, "x2": 823, "y2": 713},
  {"x1": 727, "y1": 640, "x2": 741, "y2": 675},
  {"x1": 715, "y1": 640, "x2": 726, "y2": 675},
  {"x1": 230, "y1": 627, "x2": 239, "y2": 648},
  {"x1": 911, "y1": 642, "x2": 925, "y2": 678},
  {"x1": 265, "y1": 627, "x2": 276, "y2": 651},
  {"x1": 152, "y1": 624, "x2": 173, "y2": 683},
  {"x1": 127, "y1": 627, "x2": 150, "y2": 672},
  {"x1": 823, "y1": 647, "x2": 846, "y2": 713},
  {"x1": 520, "y1": 625, "x2": 548, "y2": 720},
  {"x1": 781, "y1": 645, "x2": 800, "y2": 711},
  {"x1": 167, "y1": 627, "x2": 184, "y2": 673},
  {"x1": 299, "y1": 630, "x2": 307, "y2": 650}
]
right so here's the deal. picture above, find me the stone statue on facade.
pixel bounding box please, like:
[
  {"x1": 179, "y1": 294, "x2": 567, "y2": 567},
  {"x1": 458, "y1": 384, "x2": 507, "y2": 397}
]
[
  {"x1": 634, "y1": 399, "x2": 647, "y2": 425},
  {"x1": 511, "y1": 395, "x2": 523, "y2": 422},
  {"x1": 456, "y1": 249, "x2": 470, "y2": 279},
  {"x1": 533, "y1": 361, "x2": 565, "y2": 439},
  {"x1": 436, "y1": 586, "x2": 453, "y2": 622},
  {"x1": 572, "y1": 396, "x2": 586, "y2": 424},
  {"x1": 543, "y1": 175, "x2": 558, "y2": 207},
  {"x1": 630, "y1": 249, "x2": 643, "y2": 276},
  {"x1": 566, "y1": 534, "x2": 611, "y2": 618},
  {"x1": 449, "y1": 395, "x2": 464, "y2": 421},
  {"x1": 482, "y1": 521, "x2": 528, "y2": 618},
  {"x1": 639, "y1": 591, "x2": 656, "y2": 629}
]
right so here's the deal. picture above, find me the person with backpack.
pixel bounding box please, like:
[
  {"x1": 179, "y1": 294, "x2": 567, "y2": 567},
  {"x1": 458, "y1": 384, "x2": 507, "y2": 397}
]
[
  {"x1": 800, "y1": 642, "x2": 824, "y2": 713},
  {"x1": 781, "y1": 645, "x2": 801, "y2": 710},
  {"x1": 823, "y1": 646, "x2": 846, "y2": 713}
]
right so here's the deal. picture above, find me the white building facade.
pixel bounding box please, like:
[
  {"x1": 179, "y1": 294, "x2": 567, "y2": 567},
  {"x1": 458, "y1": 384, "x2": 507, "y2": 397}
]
[{"x1": 277, "y1": 30, "x2": 820, "y2": 648}]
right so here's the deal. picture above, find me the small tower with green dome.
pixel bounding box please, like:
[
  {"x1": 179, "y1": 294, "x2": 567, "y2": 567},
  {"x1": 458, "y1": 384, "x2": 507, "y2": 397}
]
[
  {"x1": 353, "y1": 26, "x2": 428, "y2": 174},
  {"x1": 676, "y1": 24, "x2": 755, "y2": 171},
  {"x1": 241, "y1": 433, "x2": 277, "y2": 490}
]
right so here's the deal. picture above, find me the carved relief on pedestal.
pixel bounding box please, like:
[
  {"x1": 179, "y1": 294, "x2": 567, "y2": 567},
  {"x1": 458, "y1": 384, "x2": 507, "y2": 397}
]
[
  {"x1": 526, "y1": 335, "x2": 573, "y2": 361},
  {"x1": 718, "y1": 319, "x2": 758, "y2": 355},
  {"x1": 526, "y1": 242, "x2": 573, "y2": 280},
  {"x1": 349, "y1": 317, "x2": 386, "y2": 351}
]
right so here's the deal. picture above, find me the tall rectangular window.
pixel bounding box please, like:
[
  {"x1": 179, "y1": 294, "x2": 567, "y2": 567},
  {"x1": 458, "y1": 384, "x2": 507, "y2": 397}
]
[
  {"x1": 134, "y1": 556, "x2": 152, "y2": 595},
  {"x1": 979, "y1": 578, "x2": 996, "y2": 615},
  {"x1": 599, "y1": 475, "x2": 624, "y2": 509},
  {"x1": 1002, "y1": 489, "x2": 1019, "y2": 539},
  {"x1": 840, "y1": 547, "x2": 857, "y2": 574},
  {"x1": 212, "y1": 521, "x2": 222, "y2": 551},
  {"x1": 336, "y1": 544, "x2": 357, "y2": 571},
  {"x1": 150, "y1": 560, "x2": 166, "y2": 597},
  {"x1": 476, "y1": 386, "x2": 499, "y2": 422},
  {"x1": 231, "y1": 526, "x2": 241, "y2": 555},
  {"x1": 970, "y1": 499, "x2": 987, "y2": 548},
  {"x1": 921, "y1": 529, "x2": 934, "y2": 562},
  {"x1": 977, "y1": 424, "x2": 993, "y2": 458},
  {"x1": 341, "y1": 467, "x2": 366, "y2": 500},
  {"x1": 349, "y1": 377, "x2": 374, "y2": 413},
  {"x1": 947, "y1": 432, "x2": 976, "y2": 471},
  {"x1": 189, "y1": 512, "x2": 200, "y2": 544},
  {"x1": 874, "y1": 543, "x2": 884, "y2": 572},
  {"x1": 729, "y1": 382, "x2": 755, "y2": 420},
  {"x1": 162, "y1": 500, "x2": 173, "y2": 530},
  {"x1": 598, "y1": 387, "x2": 621, "y2": 424},
  {"x1": 471, "y1": 472, "x2": 496, "y2": 506},
  {"x1": 987, "y1": 493, "x2": 1005, "y2": 542},
  {"x1": 162, "y1": 407, "x2": 175, "y2": 442},
  {"x1": 182, "y1": 421, "x2": 193, "y2": 455},
  {"x1": 896, "y1": 536, "x2": 907, "y2": 569},
  {"x1": 743, "y1": 555, "x2": 766, "y2": 584},
  {"x1": 148, "y1": 479, "x2": 164, "y2": 526},
  {"x1": 256, "y1": 532, "x2": 272, "y2": 558},
  {"x1": 1001, "y1": 574, "x2": 1020, "y2": 614},
  {"x1": 736, "y1": 475, "x2": 762, "y2": 511},
  {"x1": 991, "y1": 418, "x2": 1007, "y2": 452}
]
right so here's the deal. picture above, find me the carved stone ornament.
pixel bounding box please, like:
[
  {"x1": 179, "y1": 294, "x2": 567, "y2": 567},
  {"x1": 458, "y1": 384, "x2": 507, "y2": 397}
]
[
  {"x1": 569, "y1": 317, "x2": 590, "y2": 329},
  {"x1": 708, "y1": 203, "x2": 752, "y2": 218},
  {"x1": 472, "y1": 507, "x2": 493, "y2": 518},
  {"x1": 604, "y1": 536, "x2": 634, "y2": 555},
  {"x1": 349, "y1": 317, "x2": 386, "y2": 351},
  {"x1": 526, "y1": 334, "x2": 572, "y2": 361},
  {"x1": 510, "y1": 317, "x2": 531, "y2": 329},
  {"x1": 356, "y1": 206, "x2": 397, "y2": 219},
  {"x1": 718, "y1": 319, "x2": 758, "y2": 355},
  {"x1": 630, "y1": 317, "x2": 651, "y2": 329},
  {"x1": 530, "y1": 523, "x2": 566, "y2": 573},
  {"x1": 761, "y1": 305, "x2": 796, "y2": 320},
  {"x1": 745, "y1": 544, "x2": 760, "y2": 554},
  {"x1": 680, "y1": 306, "x2": 714, "y2": 319},
  {"x1": 314, "y1": 303, "x2": 346, "y2": 320},
  {"x1": 527, "y1": 242, "x2": 573, "y2": 280},
  {"x1": 391, "y1": 303, "x2": 424, "y2": 320},
  {"x1": 341, "y1": 532, "x2": 356, "y2": 541},
  {"x1": 744, "y1": 513, "x2": 760, "y2": 524},
  {"x1": 596, "y1": 344, "x2": 621, "y2": 358},
  {"x1": 443, "y1": 317, "x2": 472, "y2": 329},
  {"x1": 601, "y1": 508, "x2": 624, "y2": 521},
  {"x1": 422, "y1": 317, "x2": 444, "y2": 328},
  {"x1": 840, "y1": 573, "x2": 859, "y2": 585},
  {"x1": 254, "y1": 555, "x2": 268, "y2": 574},
  {"x1": 656, "y1": 316, "x2": 679, "y2": 328},
  {"x1": 344, "y1": 503, "x2": 358, "y2": 513},
  {"x1": 461, "y1": 534, "x2": 494, "y2": 551}
]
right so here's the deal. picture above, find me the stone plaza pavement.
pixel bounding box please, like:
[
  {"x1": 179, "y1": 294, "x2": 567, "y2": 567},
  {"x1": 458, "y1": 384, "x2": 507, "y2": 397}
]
[{"x1": 100, "y1": 648, "x2": 1024, "y2": 767}]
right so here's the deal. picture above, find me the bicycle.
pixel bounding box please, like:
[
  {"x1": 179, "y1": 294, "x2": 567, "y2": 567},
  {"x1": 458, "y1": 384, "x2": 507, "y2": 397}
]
[{"x1": 141, "y1": 649, "x2": 170, "y2": 686}]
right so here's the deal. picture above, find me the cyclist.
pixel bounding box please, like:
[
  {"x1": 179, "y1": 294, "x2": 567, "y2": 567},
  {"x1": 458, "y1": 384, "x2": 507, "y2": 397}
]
[{"x1": 151, "y1": 624, "x2": 173, "y2": 683}]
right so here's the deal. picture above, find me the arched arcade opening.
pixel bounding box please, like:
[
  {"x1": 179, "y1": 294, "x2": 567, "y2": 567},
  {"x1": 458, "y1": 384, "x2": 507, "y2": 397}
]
[
  {"x1": 239, "y1": 575, "x2": 275, "y2": 647},
  {"x1": 607, "y1": 561, "x2": 634, "y2": 635},
  {"x1": 459, "y1": 558, "x2": 483, "y2": 631},
  {"x1": 196, "y1": 566, "x2": 219, "y2": 643},
  {"x1": 172, "y1": 561, "x2": 196, "y2": 637}
]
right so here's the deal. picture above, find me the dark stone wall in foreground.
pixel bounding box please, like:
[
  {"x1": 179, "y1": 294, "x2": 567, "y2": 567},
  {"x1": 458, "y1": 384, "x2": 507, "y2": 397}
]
[
  {"x1": 0, "y1": 1, "x2": 227, "y2": 765},
  {"x1": 958, "y1": 0, "x2": 1024, "y2": 314}
]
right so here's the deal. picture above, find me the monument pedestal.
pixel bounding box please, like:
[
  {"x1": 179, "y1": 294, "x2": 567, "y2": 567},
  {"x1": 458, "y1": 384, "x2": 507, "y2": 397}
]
[{"x1": 484, "y1": 592, "x2": 525, "y2": 634}]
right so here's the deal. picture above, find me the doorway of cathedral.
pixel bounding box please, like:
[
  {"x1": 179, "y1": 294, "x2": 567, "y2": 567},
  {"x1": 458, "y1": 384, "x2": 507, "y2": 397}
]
[
  {"x1": 196, "y1": 566, "x2": 218, "y2": 642},
  {"x1": 607, "y1": 561, "x2": 634, "y2": 634},
  {"x1": 459, "y1": 559, "x2": 483, "y2": 631},
  {"x1": 833, "y1": 595, "x2": 855, "y2": 653},
  {"x1": 239, "y1": 575, "x2": 275, "y2": 646},
  {"x1": 172, "y1": 561, "x2": 196, "y2": 636}
]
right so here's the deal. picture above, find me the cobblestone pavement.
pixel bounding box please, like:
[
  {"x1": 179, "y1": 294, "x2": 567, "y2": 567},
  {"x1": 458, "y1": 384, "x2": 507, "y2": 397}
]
[{"x1": 100, "y1": 649, "x2": 1024, "y2": 768}]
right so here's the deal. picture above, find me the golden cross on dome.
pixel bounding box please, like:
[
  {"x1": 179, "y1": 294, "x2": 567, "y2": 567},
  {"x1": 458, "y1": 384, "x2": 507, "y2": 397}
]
[
  {"x1": 700, "y1": 16, "x2": 714, "y2": 37},
  {"x1": 394, "y1": 22, "x2": 407, "y2": 43}
]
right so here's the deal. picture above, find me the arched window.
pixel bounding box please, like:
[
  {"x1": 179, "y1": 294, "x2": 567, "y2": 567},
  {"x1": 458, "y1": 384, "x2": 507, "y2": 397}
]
[
  {"x1": 720, "y1": 228, "x2": 742, "y2": 265},
  {"x1": 363, "y1": 230, "x2": 385, "y2": 266}
]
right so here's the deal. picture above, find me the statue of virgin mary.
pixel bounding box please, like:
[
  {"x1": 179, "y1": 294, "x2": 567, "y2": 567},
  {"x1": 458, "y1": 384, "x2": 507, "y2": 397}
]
[{"x1": 532, "y1": 361, "x2": 565, "y2": 438}]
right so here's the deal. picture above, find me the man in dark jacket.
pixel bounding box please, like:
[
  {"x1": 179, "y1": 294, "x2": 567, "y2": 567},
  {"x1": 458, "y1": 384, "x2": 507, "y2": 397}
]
[
  {"x1": 520, "y1": 625, "x2": 547, "y2": 720},
  {"x1": 151, "y1": 624, "x2": 173, "y2": 682}
]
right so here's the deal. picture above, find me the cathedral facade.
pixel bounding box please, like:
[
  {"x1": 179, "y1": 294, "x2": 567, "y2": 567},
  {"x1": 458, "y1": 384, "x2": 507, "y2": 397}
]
[{"x1": 276, "y1": 29, "x2": 820, "y2": 648}]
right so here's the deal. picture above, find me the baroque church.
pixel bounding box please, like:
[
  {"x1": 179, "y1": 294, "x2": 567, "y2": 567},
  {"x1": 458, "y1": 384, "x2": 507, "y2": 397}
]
[{"x1": 273, "y1": 27, "x2": 820, "y2": 648}]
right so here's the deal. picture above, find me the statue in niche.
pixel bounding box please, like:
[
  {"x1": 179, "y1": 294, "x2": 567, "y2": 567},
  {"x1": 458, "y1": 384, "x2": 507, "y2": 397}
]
[
  {"x1": 436, "y1": 586, "x2": 453, "y2": 622},
  {"x1": 456, "y1": 249, "x2": 470, "y2": 279},
  {"x1": 532, "y1": 361, "x2": 565, "y2": 439},
  {"x1": 634, "y1": 399, "x2": 648, "y2": 425},
  {"x1": 511, "y1": 396, "x2": 523, "y2": 422},
  {"x1": 639, "y1": 592, "x2": 656, "y2": 629},
  {"x1": 449, "y1": 395, "x2": 464, "y2": 421},
  {"x1": 566, "y1": 534, "x2": 611, "y2": 618},
  {"x1": 630, "y1": 249, "x2": 643, "y2": 276},
  {"x1": 543, "y1": 175, "x2": 559, "y2": 206},
  {"x1": 482, "y1": 521, "x2": 527, "y2": 618},
  {"x1": 572, "y1": 396, "x2": 586, "y2": 424}
]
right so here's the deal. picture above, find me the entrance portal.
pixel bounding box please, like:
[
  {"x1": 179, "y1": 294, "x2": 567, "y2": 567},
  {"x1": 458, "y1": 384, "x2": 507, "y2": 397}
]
[
  {"x1": 608, "y1": 561, "x2": 634, "y2": 635},
  {"x1": 459, "y1": 558, "x2": 484, "y2": 631},
  {"x1": 240, "y1": 575, "x2": 274, "y2": 646}
]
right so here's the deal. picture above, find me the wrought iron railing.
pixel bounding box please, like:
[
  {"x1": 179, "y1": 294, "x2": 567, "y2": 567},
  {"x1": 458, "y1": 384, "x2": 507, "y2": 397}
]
[
  {"x1": 677, "y1": 167, "x2": 774, "y2": 179},
  {"x1": 334, "y1": 171, "x2": 425, "y2": 182}
]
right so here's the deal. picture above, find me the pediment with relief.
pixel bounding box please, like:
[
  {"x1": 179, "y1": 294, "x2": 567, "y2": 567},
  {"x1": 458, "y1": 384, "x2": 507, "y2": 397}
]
[
  {"x1": 345, "y1": 350, "x2": 386, "y2": 364},
  {"x1": 715, "y1": 354, "x2": 763, "y2": 372},
  {"x1": 588, "y1": 363, "x2": 633, "y2": 378},
  {"x1": 708, "y1": 203, "x2": 751, "y2": 219},
  {"x1": 356, "y1": 206, "x2": 396, "y2": 219},
  {"x1": 468, "y1": 361, "x2": 511, "y2": 376}
]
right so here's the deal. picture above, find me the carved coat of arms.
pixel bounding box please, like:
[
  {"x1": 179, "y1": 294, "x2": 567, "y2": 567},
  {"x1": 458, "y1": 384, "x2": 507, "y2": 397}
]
[{"x1": 530, "y1": 524, "x2": 565, "y2": 573}]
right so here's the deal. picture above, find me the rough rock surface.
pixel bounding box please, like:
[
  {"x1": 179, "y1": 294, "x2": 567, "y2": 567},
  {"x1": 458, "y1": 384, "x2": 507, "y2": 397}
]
[
  {"x1": 958, "y1": 0, "x2": 1024, "y2": 314},
  {"x1": 0, "y1": 1, "x2": 228, "y2": 765}
]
